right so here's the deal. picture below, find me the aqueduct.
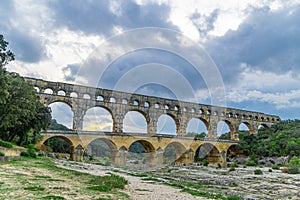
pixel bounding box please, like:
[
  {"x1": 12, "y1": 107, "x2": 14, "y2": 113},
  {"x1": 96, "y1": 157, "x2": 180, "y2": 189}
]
[{"x1": 25, "y1": 77, "x2": 280, "y2": 166}]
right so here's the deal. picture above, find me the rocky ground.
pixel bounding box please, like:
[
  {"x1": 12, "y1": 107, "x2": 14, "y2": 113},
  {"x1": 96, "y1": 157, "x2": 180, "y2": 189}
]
[{"x1": 57, "y1": 160, "x2": 300, "y2": 200}]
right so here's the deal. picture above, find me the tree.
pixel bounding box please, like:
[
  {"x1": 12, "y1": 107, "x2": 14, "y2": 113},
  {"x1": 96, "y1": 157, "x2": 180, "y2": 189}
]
[{"x1": 0, "y1": 35, "x2": 51, "y2": 146}]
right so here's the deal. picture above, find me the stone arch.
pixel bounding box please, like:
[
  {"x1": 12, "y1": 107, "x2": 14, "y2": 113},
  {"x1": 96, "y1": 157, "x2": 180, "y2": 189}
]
[
  {"x1": 70, "y1": 92, "x2": 78, "y2": 98},
  {"x1": 163, "y1": 142, "x2": 186, "y2": 164},
  {"x1": 239, "y1": 122, "x2": 251, "y2": 131},
  {"x1": 226, "y1": 144, "x2": 238, "y2": 160},
  {"x1": 127, "y1": 140, "x2": 156, "y2": 165},
  {"x1": 44, "y1": 88, "x2": 54, "y2": 94},
  {"x1": 194, "y1": 143, "x2": 223, "y2": 166},
  {"x1": 217, "y1": 120, "x2": 234, "y2": 138},
  {"x1": 123, "y1": 110, "x2": 149, "y2": 133},
  {"x1": 157, "y1": 113, "x2": 179, "y2": 135},
  {"x1": 83, "y1": 106, "x2": 114, "y2": 131},
  {"x1": 41, "y1": 136, "x2": 74, "y2": 160},
  {"x1": 258, "y1": 123, "x2": 269, "y2": 130},
  {"x1": 48, "y1": 101, "x2": 74, "y2": 129},
  {"x1": 186, "y1": 117, "x2": 209, "y2": 135},
  {"x1": 86, "y1": 138, "x2": 118, "y2": 160},
  {"x1": 57, "y1": 90, "x2": 66, "y2": 96}
]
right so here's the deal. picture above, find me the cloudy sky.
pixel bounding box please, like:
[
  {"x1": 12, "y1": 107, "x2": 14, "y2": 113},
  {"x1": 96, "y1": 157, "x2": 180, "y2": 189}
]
[{"x1": 1, "y1": 0, "x2": 300, "y2": 132}]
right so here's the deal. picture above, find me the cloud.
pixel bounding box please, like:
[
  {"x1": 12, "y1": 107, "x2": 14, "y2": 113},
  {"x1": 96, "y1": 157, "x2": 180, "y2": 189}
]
[
  {"x1": 49, "y1": 0, "x2": 176, "y2": 36},
  {"x1": 205, "y1": 6, "x2": 300, "y2": 84}
]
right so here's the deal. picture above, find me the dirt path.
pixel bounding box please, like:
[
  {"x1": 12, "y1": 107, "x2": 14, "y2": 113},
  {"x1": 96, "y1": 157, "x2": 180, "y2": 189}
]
[{"x1": 56, "y1": 160, "x2": 208, "y2": 200}]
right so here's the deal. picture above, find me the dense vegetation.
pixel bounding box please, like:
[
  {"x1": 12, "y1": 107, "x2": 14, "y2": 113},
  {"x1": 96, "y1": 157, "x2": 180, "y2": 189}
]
[
  {"x1": 0, "y1": 34, "x2": 51, "y2": 146},
  {"x1": 221, "y1": 120, "x2": 300, "y2": 157}
]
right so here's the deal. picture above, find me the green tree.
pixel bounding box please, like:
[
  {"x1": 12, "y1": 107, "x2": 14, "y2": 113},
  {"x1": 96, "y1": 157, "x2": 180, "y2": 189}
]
[{"x1": 0, "y1": 35, "x2": 51, "y2": 146}]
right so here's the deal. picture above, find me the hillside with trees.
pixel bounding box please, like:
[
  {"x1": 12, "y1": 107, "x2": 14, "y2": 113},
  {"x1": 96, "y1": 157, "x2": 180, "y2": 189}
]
[{"x1": 221, "y1": 120, "x2": 300, "y2": 157}]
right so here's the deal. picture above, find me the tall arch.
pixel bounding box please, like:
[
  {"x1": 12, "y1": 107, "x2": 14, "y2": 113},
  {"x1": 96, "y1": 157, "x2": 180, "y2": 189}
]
[
  {"x1": 163, "y1": 142, "x2": 186, "y2": 164},
  {"x1": 217, "y1": 120, "x2": 234, "y2": 138},
  {"x1": 83, "y1": 107, "x2": 113, "y2": 131},
  {"x1": 186, "y1": 117, "x2": 208, "y2": 136},
  {"x1": 157, "y1": 114, "x2": 178, "y2": 135},
  {"x1": 49, "y1": 102, "x2": 73, "y2": 129},
  {"x1": 127, "y1": 140, "x2": 156, "y2": 164},
  {"x1": 194, "y1": 143, "x2": 222, "y2": 166},
  {"x1": 123, "y1": 110, "x2": 148, "y2": 133},
  {"x1": 86, "y1": 138, "x2": 117, "y2": 161},
  {"x1": 42, "y1": 136, "x2": 74, "y2": 160}
]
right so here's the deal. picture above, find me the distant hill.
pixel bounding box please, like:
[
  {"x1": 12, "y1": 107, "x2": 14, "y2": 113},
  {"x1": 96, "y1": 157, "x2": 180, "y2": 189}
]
[
  {"x1": 221, "y1": 119, "x2": 300, "y2": 157},
  {"x1": 48, "y1": 119, "x2": 71, "y2": 131}
]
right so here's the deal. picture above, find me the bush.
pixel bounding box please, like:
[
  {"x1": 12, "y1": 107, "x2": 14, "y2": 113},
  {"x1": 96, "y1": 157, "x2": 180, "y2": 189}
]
[
  {"x1": 287, "y1": 156, "x2": 300, "y2": 174},
  {"x1": 20, "y1": 151, "x2": 30, "y2": 157},
  {"x1": 271, "y1": 164, "x2": 280, "y2": 170},
  {"x1": 246, "y1": 159, "x2": 257, "y2": 166},
  {"x1": 0, "y1": 139, "x2": 13, "y2": 148},
  {"x1": 229, "y1": 166, "x2": 235, "y2": 172},
  {"x1": 254, "y1": 169, "x2": 263, "y2": 175},
  {"x1": 287, "y1": 166, "x2": 299, "y2": 174},
  {"x1": 0, "y1": 152, "x2": 5, "y2": 156}
]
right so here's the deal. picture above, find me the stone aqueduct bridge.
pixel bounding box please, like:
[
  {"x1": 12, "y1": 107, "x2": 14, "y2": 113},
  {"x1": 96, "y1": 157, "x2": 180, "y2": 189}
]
[{"x1": 25, "y1": 77, "x2": 280, "y2": 166}]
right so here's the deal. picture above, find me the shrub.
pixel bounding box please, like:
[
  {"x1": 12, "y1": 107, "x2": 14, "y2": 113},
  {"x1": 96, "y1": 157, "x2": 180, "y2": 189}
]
[
  {"x1": 254, "y1": 169, "x2": 263, "y2": 175},
  {"x1": 202, "y1": 158, "x2": 208, "y2": 166},
  {"x1": 271, "y1": 164, "x2": 280, "y2": 170},
  {"x1": 287, "y1": 166, "x2": 299, "y2": 174},
  {"x1": 0, "y1": 152, "x2": 5, "y2": 156},
  {"x1": 0, "y1": 139, "x2": 13, "y2": 148},
  {"x1": 20, "y1": 151, "x2": 30, "y2": 157},
  {"x1": 246, "y1": 159, "x2": 257, "y2": 166},
  {"x1": 229, "y1": 166, "x2": 235, "y2": 172}
]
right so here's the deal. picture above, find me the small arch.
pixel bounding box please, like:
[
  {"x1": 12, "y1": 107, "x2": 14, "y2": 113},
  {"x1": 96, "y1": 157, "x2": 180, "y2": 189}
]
[
  {"x1": 227, "y1": 112, "x2": 233, "y2": 118},
  {"x1": 110, "y1": 97, "x2": 116, "y2": 103},
  {"x1": 122, "y1": 99, "x2": 128, "y2": 104},
  {"x1": 34, "y1": 87, "x2": 40, "y2": 93},
  {"x1": 191, "y1": 108, "x2": 195, "y2": 113},
  {"x1": 154, "y1": 103, "x2": 160, "y2": 109},
  {"x1": 133, "y1": 100, "x2": 139, "y2": 106},
  {"x1": 213, "y1": 111, "x2": 218, "y2": 116},
  {"x1": 44, "y1": 88, "x2": 53, "y2": 94},
  {"x1": 57, "y1": 90, "x2": 66, "y2": 96},
  {"x1": 83, "y1": 94, "x2": 91, "y2": 99},
  {"x1": 221, "y1": 112, "x2": 225, "y2": 117},
  {"x1": 183, "y1": 107, "x2": 187, "y2": 112},
  {"x1": 96, "y1": 95, "x2": 104, "y2": 101},
  {"x1": 144, "y1": 101, "x2": 150, "y2": 107},
  {"x1": 199, "y1": 109, "x2": 204, "y2": 114},
  {"x1": 248, "y1": 115, "x2": 252, "y2": 120},
  {"x1": 242, "y1": 114, "x2": 246, "y2": 120},
  {"x1": 70, "y1": 92, "x2": 78, "y2": 98},
  {"x1": 174, "y1": 105, "x2": 179, "y2": 111},
  {"x1": 260, "y1": 117, "x2": 264, "y2": 121},
  {"x1": 206, "y1": 110, "x2": 211, "y2": 115},
  {"x1": 234, "y1": 114, "x2": 239, "y2": 118},
  {"x1": 254, "y1": 116, "x2": 258, "y2": 120},
  {"x1": 164, "y1": 105, "x2": 169, "y2": 110}
]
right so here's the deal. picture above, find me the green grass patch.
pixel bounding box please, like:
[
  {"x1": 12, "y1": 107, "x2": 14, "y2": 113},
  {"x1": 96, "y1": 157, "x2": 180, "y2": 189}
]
[
  {"x1": 0, "y1": 139, "x2": 13, "y2": 148},
  {"x1": 39, "y1": 195, "x2": 66, "y2": 199},
  {"x1": 24, "y1": 185, "x2": 46, "y2": 191},
  {"x1": 87, "y1": 173, "x2": 128, "y2": 192}
]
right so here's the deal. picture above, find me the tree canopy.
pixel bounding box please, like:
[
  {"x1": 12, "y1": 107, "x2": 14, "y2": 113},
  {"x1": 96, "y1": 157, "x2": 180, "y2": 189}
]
[
  {"x1": 220, "y1": 120, "x2": 300, "y2": 157},
  {"x1": 0, "y1": 34, "x2": 51, "y2": 146}
]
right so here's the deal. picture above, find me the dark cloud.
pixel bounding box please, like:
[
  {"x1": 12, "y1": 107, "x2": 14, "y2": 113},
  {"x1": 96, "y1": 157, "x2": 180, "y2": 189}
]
[
  {"x1": 205, "y1": 6, "x2": 300, "y2": 83},
  {"x1": 0, "y1": 1, "x2": 46, "y2": 63},
  {"x1": 49, "y1": 0, "x2": 177, "y2": 36},
  {"x1": 6, "y1": 30, "x2": 45, "y2": 63},
  {"x1": 62, "y1": 63, "x2": 81, "y2": 82},
  {"x1": 190, "y1": 9, "x2": 219, "y2": 38}
]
